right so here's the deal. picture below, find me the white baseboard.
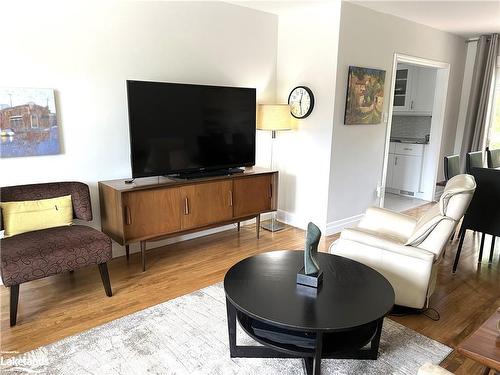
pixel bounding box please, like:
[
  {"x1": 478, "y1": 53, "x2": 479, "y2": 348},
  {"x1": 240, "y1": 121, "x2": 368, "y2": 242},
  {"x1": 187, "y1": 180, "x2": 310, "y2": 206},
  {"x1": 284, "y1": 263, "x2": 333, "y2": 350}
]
[
  {"x1": 277, "y1": 209, "x2": 308, "y2": 230},
  {"x1": 325, "y1": 214, "x2": 364, "y2": 236},
  {"x1": 385, "y1": 188, "x2": 433, "y2": 202},
  {"x1": 385, "y1": 187, "x2": 399, "y2": 195},
  {"x1": 259, "y1": 212, "x2": 274, "y2": 222},
  {"x1": 276, "y1": 210, "x2": 362, "y2": 235}
]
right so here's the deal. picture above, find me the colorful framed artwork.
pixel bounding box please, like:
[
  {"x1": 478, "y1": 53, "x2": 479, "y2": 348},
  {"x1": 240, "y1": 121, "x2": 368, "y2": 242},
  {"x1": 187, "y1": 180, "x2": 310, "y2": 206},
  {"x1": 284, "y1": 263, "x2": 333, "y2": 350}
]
[
  {"x1": 0, "y1": 87, "x2": 60, "y2": 158},
  {"x1": 344, "y1": 66, "x2": 386, "y2": 125}
]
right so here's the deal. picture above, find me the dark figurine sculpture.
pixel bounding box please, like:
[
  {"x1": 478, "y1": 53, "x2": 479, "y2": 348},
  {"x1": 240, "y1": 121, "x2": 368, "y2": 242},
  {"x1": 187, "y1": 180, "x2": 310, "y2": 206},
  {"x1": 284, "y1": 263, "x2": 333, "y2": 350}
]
[
  {"x1": 304, "y1": 222, "x2": 321, "y2": 275},
  {"x1": 296, "y1": 222, "x2": 323, "y2": 288}
]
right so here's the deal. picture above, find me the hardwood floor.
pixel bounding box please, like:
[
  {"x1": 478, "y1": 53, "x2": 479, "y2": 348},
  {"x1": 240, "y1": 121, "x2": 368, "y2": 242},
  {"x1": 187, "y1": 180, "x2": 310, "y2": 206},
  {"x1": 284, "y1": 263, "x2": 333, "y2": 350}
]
[{"x1": 1, "y1": 204, "x2": 499, "y2": 374}]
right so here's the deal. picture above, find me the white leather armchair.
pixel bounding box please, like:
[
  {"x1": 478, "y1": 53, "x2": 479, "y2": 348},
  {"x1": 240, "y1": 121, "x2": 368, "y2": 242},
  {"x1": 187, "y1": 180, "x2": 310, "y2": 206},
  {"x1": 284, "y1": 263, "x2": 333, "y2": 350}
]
[{"x1": 330, "y1": 174, "x2": 476, "y2": 309}]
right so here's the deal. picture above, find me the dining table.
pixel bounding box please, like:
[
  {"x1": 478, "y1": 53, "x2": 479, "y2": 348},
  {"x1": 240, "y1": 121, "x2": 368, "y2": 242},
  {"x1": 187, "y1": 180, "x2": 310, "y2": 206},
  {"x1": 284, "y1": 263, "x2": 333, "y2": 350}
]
[{"x1": 457, "y1": 308, "x2": 500, "y2": 375}]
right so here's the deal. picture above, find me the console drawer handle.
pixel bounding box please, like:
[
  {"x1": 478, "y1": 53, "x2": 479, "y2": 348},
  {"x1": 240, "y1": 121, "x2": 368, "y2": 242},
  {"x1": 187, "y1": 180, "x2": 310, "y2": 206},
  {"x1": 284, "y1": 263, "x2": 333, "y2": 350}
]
[
  {"x1": 125, "y1": 206, "x2": 131, "y2": 225},
  {"x1": 229, "y1": 190, "x2": 233, "y2": 207},
  {"x1": 184, "y1": 197, "x2": 190, "y2": 215}
]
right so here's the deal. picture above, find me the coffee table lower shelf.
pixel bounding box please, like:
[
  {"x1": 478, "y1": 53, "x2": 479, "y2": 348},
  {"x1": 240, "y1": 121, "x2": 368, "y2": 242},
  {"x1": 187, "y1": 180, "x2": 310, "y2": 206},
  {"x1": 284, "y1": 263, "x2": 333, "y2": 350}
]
[{"x1": 226, "y1": 298, "x2": 385, "y2": 375}]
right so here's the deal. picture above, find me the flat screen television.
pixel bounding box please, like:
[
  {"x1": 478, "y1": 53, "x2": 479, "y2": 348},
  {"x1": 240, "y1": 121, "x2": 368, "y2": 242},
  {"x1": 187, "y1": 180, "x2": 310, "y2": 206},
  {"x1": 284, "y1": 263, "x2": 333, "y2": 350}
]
[{"x1": 126, "y1": 80, "x2": 256, "y2": 178}]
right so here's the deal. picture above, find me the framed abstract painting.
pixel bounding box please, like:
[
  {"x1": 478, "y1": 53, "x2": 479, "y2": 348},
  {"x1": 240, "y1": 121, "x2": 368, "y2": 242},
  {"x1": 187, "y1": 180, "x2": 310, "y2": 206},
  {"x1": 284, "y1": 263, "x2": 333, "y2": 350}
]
[
  {"x1": 344, "y1": 66, "x2": 386, "y2": 125},
  {"x1": 0, "y1": 87, "x2": 60, "y2": 158}
]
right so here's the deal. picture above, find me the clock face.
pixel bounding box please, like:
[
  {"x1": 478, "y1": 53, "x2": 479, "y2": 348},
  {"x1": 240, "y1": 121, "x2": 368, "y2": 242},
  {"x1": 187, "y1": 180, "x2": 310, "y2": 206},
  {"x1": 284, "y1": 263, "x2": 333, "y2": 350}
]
[{"x1": 288, "y1": 86, "x2": 314, "y2": 119}]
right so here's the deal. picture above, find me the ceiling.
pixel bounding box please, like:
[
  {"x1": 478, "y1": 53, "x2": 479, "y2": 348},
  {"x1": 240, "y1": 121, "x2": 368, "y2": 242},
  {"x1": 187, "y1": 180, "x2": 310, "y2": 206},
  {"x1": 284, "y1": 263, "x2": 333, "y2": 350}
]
[
  {"x1": 232, "y1": 1, "x2": 500, "y2": 38},
  {"x1": 350, "y1": 1, "x2": 500, "y2": 38},
  {"x1": 229, "y1": 1, "x2": 332, "y2": 15}
]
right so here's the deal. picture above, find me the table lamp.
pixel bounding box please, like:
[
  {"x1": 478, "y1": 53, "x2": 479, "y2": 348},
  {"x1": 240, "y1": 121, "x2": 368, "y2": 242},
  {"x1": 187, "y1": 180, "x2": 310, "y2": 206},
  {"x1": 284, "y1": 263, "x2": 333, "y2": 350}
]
[{"x1": 256, "y1": 104, "x2": 297, "y2": 232}]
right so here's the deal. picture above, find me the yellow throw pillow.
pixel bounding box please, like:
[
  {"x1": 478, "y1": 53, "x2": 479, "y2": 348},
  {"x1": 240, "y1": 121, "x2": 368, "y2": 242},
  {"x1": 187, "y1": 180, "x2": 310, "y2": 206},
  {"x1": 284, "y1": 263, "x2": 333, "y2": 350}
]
[{"x1": 1, "y1": 195, "x2": 73, "y2": 237}]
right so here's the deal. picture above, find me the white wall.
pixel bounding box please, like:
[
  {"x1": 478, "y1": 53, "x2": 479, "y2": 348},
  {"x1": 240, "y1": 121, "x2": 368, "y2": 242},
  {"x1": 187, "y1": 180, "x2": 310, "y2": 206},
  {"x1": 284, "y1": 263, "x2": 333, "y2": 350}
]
[
  {"x1": 0, "y1": 1, "x2": 278, "y2": 256},
  {"x1": 273, "y1": 1, "x2": 341, "y2": 232},
  {"x1": 326, "y1": 1, "x2": 467, "y2": 228},
  {"x1": 454, "y1": 41, "x2": 478, "y2": 154},
  {"x1": 2, "y1": 0, "x2": 468, "y2": 249}
]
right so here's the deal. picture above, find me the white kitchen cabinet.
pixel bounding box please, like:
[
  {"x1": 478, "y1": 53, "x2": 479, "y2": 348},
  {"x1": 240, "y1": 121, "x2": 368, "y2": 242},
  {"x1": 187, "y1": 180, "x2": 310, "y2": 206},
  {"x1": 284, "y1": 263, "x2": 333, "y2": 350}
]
[
  {"x1": 395, "y1": 143, "x2": 424, "y2": 157},
  {"x1": 392, "y1": 154, "x2": 422, "y2": 193},
  {"x1": 393, "y1": 65, "x2": 436, "y2": 115},
  {"x1": 393, "y1": 66, "x2": 412, "y2": 112},
  {"x1": 386, "y1": 142, "x2": 424, "y2": 195}
]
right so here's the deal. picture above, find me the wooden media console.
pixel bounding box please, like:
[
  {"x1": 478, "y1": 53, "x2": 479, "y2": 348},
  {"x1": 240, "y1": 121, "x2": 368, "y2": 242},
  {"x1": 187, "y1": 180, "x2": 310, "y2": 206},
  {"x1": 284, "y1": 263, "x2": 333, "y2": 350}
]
[{"x1": 99, "y1": 167, "x2": 278, "y2": 271}]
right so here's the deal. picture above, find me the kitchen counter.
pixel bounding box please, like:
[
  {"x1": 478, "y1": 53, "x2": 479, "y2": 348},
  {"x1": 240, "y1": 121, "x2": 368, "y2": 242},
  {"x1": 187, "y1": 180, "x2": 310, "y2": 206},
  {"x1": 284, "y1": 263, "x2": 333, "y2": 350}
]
[{"x1": 390, "y1": 137, "x2": 429, "y2": 144}]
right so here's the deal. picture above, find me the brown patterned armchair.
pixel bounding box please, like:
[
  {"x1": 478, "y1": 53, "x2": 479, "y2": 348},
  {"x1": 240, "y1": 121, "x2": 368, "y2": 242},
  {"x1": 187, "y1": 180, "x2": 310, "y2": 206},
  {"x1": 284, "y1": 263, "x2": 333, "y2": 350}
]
[{"x1": 0, "y1": 182, "x2": 113, "y2": 326}]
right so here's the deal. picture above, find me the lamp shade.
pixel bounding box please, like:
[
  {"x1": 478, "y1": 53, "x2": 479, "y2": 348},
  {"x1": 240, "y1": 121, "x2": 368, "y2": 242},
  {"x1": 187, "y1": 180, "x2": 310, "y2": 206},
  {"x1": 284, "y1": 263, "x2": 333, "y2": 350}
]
[{"x1": 256, "y1": 104, "x2": 297, "y2": 131}]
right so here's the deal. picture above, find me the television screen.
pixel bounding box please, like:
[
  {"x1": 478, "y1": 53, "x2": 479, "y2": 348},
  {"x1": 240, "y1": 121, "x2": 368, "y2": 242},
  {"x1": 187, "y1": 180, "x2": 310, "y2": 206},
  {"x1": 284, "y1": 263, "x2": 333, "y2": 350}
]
[{"x1": 126, "y1": 81, "x2": 256, "y2": 178}]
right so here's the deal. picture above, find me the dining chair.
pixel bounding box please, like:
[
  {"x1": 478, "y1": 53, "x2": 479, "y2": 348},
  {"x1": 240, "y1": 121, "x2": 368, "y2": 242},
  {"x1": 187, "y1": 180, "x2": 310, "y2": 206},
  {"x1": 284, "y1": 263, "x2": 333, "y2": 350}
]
[
  {"x1": 460, "y1": 151, "x2": 486, "y2": 241},
  {"x1": 453, "y1": 167, "x2": 500, "y2": 273},
  {"x1": 466, "y1": 151, "x2": 484, "y2": 173},
  {"x1": 444, "y1": 155, "x2": 460, "y2": 181},
  {"x1": 486, "y1": 147, "x2": 500, "y2": 168}
]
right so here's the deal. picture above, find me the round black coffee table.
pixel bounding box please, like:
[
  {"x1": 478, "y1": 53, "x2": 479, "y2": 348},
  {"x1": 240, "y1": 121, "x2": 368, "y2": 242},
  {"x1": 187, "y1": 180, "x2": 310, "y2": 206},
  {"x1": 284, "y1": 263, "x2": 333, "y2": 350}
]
[{"x1": 224, "y1": 250, "x2": 394, "y2": 375}]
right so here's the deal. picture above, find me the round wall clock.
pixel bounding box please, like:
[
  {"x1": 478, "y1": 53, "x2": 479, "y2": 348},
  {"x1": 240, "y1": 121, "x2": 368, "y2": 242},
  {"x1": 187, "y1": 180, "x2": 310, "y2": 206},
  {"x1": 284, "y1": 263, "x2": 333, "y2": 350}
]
[{"x1": 288, "y1": 86, "x2": 314, "y2": 119}]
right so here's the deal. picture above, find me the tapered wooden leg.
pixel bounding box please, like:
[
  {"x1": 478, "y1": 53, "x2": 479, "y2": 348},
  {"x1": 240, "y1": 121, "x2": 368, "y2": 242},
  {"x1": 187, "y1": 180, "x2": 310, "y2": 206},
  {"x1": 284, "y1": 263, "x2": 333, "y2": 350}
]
[
  {"x1": 256, "y1": 215, "x2": 260, "y2": 239},
  {"x1": 98, "y1": 263, "x2": 112, "y2": 297},
  {"x1": 478, "y1": 233, "x2": 485, "y2": 262},
  {"x1": 489, "y1": 236, "x2": 496, "y2": 263},
  {"x1": 237, "y1": 222, "x2": 240, "y2": 232},
  {"x1": 140, "y1": 240, "x2": 146, "y2": 272},
  {"x1": 453, "y1": 229, "x2": 466, "y2": 273},
  {"x1": 125, "y1": 245, "x2": 130, "y2": 261},
  {"x1": 10, "y1": 285, "x2": 19, "y2": 326}
]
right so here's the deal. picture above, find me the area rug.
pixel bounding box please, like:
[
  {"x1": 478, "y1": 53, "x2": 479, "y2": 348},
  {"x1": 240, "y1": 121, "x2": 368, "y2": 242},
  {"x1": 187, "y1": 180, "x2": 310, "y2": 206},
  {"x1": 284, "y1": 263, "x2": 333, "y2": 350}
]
[{"x1": 3, "y1": 283, "x2": 452, "y2": 375}]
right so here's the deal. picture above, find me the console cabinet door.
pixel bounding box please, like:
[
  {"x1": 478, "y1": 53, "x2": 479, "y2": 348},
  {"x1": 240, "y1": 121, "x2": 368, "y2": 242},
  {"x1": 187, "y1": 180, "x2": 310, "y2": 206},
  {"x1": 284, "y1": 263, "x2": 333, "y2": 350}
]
[
  {"x1": 180, "y1": 180, "x2": 233, "y2": 230},
  {"x1": 122, "y1": 188, "x2": 182, "y2": 242},
  {"x1": 233, "y1": 175, "x2": 273, "y2": 218}
]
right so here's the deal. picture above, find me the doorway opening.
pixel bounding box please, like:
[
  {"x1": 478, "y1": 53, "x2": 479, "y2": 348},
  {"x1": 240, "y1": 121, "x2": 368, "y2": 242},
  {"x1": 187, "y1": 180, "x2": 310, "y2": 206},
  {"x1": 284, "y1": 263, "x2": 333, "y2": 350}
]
[{"x1": 380, "y1": 54, "x2": 450, "y2": 212}]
